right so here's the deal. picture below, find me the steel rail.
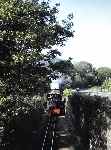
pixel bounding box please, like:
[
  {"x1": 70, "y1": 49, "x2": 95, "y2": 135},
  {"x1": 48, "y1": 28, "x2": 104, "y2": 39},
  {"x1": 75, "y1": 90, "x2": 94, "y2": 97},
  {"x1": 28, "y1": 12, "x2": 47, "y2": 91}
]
[{"x1": 41, "y1": 117, "x2": 56, "y2": 150}]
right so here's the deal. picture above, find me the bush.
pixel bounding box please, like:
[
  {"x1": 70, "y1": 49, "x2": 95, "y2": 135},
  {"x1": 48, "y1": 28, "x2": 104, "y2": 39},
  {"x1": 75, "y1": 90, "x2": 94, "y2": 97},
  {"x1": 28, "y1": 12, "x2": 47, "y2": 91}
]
[
  {"x1": 69, "y1": 94, "x2": 110, "y2": 150},
  {"x1": 0, "y1": 96, "x2": 48, "y2": 150}
]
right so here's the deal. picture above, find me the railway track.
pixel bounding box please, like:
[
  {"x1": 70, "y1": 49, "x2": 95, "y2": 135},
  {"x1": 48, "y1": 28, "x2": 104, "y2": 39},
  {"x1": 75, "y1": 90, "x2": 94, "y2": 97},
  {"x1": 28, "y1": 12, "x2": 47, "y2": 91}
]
[
  {"x1": 41, "y1": 115, "x2": 74, "y2": 150},
  {"x1": 41, "y1": 116, "x2": 56, "y2": 150}
]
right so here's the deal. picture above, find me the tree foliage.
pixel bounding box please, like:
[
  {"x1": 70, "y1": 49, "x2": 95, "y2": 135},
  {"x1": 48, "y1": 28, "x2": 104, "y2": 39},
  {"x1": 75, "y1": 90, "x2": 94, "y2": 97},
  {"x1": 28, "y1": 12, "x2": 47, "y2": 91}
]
[
  {"x1": 51, "y1": 57, "x2": 75, "y2": 90},
  {"x1": 0, "y1": 0, "x2": 74, "y2": 143},
  {"x1": 0, "y1": 0, "x2": 74, "y2": 97},
  {"x1": 102, "y1": 79, "x2": 111, "y2": 91},
  {"x1": 96, "y1": 67, "x2": 111, "y2": 85},
  {"x1": 51, "y1": 57, "x2": 74, "y2": 75},
  {"x1": 70, "y1": 94, "x2": 108, "y2": 150},
  {"x1": 71, "y1": 61, "x2": 97, "y2": 88}
]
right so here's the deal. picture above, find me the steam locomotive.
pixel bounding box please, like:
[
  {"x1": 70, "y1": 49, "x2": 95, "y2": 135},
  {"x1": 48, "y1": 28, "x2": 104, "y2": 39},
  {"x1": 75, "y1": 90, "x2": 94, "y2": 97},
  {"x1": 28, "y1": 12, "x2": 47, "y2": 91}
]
[{"x1": 47, "y1": 89, "x2": 65, "y2": 116}]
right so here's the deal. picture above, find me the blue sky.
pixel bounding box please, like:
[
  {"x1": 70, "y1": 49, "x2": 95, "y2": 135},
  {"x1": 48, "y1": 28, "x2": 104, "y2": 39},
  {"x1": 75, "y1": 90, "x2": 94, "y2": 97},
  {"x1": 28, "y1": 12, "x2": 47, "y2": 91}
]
[{"x1": 51, "y1": 0, "x2": 111, "y2": 68}]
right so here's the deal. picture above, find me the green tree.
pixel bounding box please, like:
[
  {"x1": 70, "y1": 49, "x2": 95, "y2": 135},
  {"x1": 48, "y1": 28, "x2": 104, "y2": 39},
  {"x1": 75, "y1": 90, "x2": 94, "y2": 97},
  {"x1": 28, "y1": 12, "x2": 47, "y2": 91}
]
[
  {"x1": 0, "y1": 0, "x2": 74, "y2": 97},
  {"x1": 0, "y1": 1, "x2": 74, "y2": 143},
  {"x1": 51, "y1": 57, "x2": 76, "y2": 90},
  {"x1": 51, "y1": 57, "x2": 74, "y2": 75},
  {"x1": 96, "y1": 67, "x2": 111, "y2": 85},
  {"x1": 72, "y1": 61, "x2": 96, "y2": 88},
  {"x1": 102, "y1": 79, "x2": 111, "y2": 91}
]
